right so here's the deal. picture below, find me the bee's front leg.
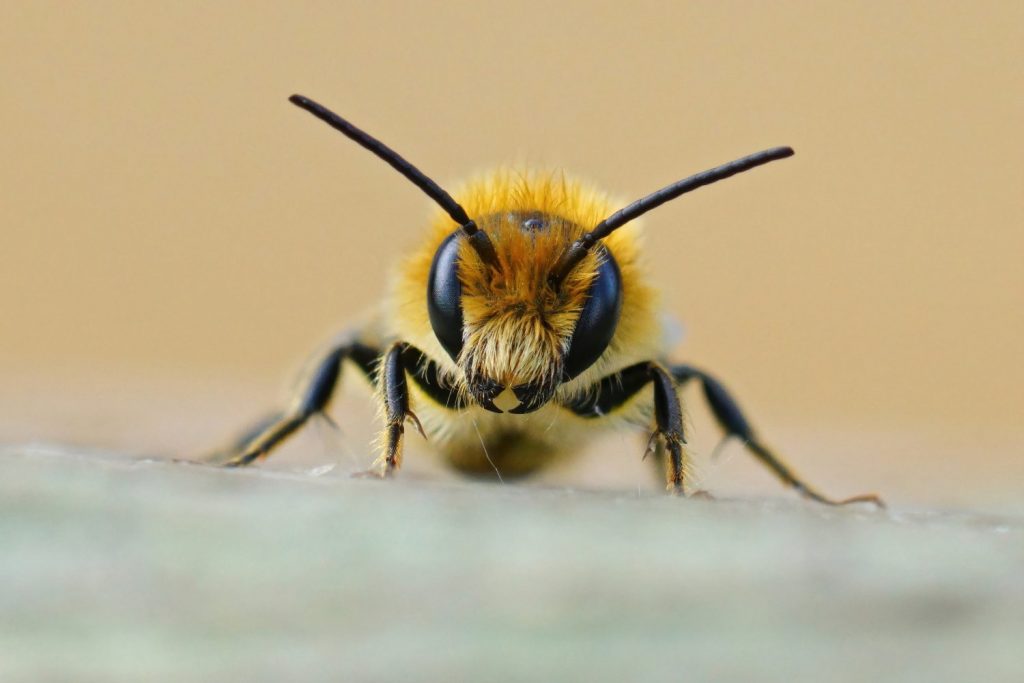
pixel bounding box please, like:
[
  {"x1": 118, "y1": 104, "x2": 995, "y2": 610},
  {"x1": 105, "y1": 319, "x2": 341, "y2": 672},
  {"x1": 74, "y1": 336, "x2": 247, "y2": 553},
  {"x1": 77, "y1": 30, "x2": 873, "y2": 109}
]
[
  {"x1": 362, "y1": 342, "x2": 426, "y2": 478},
  {"x1": 647, "y1": 363, "x2": 689, "y2": 494},
  {"x1": 563, "y1": 361, "x2": 692, "y2": 494}
]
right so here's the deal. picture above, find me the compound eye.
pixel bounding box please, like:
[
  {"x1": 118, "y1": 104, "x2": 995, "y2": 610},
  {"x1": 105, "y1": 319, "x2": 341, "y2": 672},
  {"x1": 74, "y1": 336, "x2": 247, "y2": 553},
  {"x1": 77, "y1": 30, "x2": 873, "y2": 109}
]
[
  {"x1": 426, "y1": 231, "x2": 465, "y2": 361},
  {"x1": 563, "y1": 248, "x2": 623, "y2": 380}
]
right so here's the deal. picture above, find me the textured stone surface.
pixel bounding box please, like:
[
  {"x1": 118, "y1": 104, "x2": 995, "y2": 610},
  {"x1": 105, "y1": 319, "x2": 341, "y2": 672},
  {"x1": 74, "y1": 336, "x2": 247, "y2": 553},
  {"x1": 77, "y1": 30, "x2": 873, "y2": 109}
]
[{"x1": 1, "y1": 444, "x2": 1022, "y2": 682}]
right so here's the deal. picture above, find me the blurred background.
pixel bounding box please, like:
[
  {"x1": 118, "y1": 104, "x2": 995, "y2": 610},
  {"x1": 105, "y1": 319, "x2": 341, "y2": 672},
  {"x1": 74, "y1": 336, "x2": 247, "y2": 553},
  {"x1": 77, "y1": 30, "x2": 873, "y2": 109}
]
[{"x1": 0, "y1": 1, "x2": 1020, "y2": 509}]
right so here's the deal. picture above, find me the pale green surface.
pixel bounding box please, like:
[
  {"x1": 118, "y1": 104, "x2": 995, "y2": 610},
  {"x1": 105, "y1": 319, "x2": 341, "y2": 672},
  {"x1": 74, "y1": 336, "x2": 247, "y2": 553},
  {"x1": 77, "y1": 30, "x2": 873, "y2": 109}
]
[{"x1": 1, "y1": 444, "x2": 1022, "y2": 682}]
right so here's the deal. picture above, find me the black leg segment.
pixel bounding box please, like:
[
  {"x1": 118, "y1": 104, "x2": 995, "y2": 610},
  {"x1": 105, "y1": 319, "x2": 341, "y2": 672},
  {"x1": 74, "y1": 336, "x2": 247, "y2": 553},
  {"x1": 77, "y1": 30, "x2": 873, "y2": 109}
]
[
  {"x1": 649, "y1": 363, "x2": 687, "y2": 492},
  {"x1": 563, "y1": 361, "x2": 688, "y2": 492},
  {"x1": 670, "y1": 364, "x2": 883, "y2": 507},
  {"x1": 211, "y1": 339, "x2": 455, "y2": 472},
  {"x1": 215, "y1": 341, "x2": 380, "y2": 467},
  {"x1": 379, "y1": 342, "x2": 426, "y2": 475}
]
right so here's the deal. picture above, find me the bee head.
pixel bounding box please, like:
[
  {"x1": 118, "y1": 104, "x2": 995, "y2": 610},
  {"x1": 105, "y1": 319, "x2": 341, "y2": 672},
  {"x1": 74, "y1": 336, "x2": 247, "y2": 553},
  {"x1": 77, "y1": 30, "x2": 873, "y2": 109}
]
[
  {"x1": 427, "y1": 209, "x2": 622, "y2": 413},
  {"x1": 287, "y1": 94, "x2": 793, "y2": 414}
]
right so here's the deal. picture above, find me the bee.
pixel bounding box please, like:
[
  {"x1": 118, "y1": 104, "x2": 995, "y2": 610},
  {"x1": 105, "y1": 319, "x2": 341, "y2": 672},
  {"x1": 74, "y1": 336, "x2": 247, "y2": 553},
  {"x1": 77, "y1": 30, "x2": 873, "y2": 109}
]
[{"x1": 211, "y1": 94, "x2": 882, "y2": 506}]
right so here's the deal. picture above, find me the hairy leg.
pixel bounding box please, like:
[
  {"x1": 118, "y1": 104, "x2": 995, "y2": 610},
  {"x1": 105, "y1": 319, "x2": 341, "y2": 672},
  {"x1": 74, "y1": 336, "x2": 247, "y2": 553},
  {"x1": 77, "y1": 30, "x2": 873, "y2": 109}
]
[{"x1": 562, "y1": 361, "x2": 689, "y2": 493}]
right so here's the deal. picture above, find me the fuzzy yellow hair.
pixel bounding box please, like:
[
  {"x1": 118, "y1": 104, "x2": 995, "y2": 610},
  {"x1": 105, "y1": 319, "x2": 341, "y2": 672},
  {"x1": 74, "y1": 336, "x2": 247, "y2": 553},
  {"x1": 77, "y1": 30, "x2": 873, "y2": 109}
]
[{"x1": 389, "y1": 168, "x2": 662, "y2": 398}]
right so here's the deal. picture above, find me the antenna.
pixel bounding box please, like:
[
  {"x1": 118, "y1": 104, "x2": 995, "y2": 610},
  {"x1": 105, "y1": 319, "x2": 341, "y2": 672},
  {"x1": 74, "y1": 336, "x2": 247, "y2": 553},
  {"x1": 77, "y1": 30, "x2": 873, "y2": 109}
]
[
  {"x1": 288, "y1": 94, "x2": 497, "y2": 266},
  {"x1": 548, "y1": 146, "x2": 794, "y2": 288}
]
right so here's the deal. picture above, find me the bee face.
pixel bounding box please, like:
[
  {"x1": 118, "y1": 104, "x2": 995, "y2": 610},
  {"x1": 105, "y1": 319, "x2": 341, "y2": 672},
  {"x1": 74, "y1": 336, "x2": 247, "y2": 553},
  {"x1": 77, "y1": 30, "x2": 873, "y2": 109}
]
[
  {"x1": 427, "y1": 212, "x2": 622, "y2": 413},
  {"x1": 280, "y1": 96, "x2": 791, "y2": 420}
]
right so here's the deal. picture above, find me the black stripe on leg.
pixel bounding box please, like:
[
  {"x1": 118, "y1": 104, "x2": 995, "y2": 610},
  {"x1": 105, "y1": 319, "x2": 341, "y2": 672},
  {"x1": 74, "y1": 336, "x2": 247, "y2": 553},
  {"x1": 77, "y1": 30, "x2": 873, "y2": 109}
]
[{"x1": 562, "y1": 362, "x2": 653, "y2": 417}]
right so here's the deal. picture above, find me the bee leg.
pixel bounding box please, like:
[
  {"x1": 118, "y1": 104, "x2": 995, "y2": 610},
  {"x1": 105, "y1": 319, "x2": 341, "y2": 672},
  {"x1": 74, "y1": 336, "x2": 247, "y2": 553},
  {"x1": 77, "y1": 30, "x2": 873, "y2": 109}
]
[
  {"x1": 670, "y1": 364, "x2": 884, "y2": 507},
  {"x1": 648, "y1": 363, "x2": 690, "y2": 494},
  {"x1": 561, "y1": 361, "x2": 690, "y2": 494},
  {"x1": 362, "y1": 342, "x2": 423, "y2": 478},
  {"x1": 210, "y1": 341, "x2": 380, "y2": 467},
  {"x1": 205, "y1": 410, "x2": 285, "y2": 464}
]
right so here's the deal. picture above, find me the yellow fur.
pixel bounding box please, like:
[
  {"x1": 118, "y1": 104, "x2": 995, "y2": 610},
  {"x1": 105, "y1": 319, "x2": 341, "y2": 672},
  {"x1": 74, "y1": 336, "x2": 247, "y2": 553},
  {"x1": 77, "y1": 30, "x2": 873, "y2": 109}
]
[
  {"x1": 390, "y1": 169, "x2": 661, "y2": 391},
  {"x1": 385, "y1": 168, "x2": 669, "y2": 479}
]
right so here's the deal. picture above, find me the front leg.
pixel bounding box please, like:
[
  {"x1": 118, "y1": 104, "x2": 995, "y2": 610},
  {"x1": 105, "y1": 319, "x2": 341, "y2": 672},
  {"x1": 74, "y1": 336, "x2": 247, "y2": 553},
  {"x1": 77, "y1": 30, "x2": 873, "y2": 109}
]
[
  {"x1": 648, "y1": 364, "x2": 688, "y2": 493},
  {"x1": 369, "y1": 342, "x2": 426, "y2": 478},
  {"x1": 564, "y1": 362, "x2": 690, "y2": 494}
]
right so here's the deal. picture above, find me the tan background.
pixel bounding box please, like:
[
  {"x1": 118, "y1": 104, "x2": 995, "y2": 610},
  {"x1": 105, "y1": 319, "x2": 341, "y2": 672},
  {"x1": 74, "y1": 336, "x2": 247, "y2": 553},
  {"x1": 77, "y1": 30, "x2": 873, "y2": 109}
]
[{"x1": 1, "y1": 1, "x2": 1021, "y2": 508}]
